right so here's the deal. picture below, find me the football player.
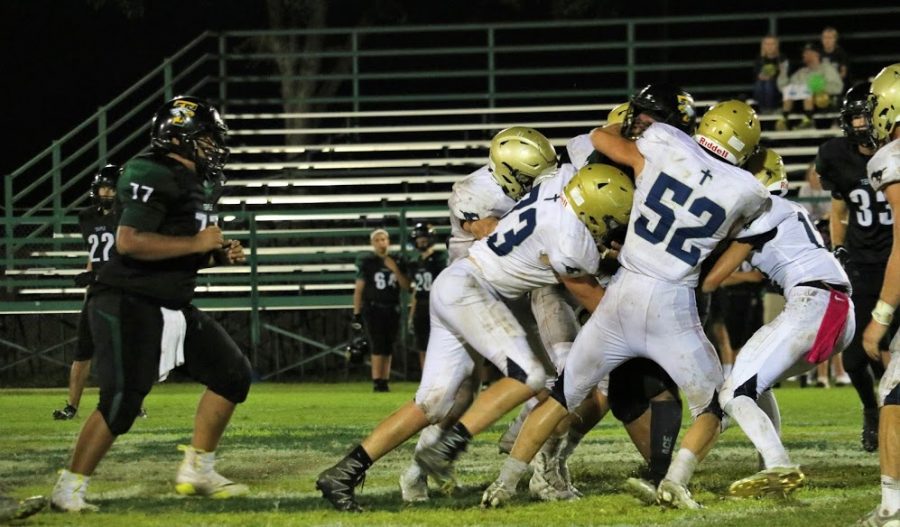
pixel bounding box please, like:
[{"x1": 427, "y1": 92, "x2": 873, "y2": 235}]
[
  {"x1": 703, "y1": 147, "x2": 853, "y2": 498},
  {"x1": 858, "y1": 63, "x2": 900, "y2": 527},
  {"x1": 51, "y1": 96, "x2": 252, "y2": 512},
  {"x1": 53, "y1": 165, "x2": 120, "y2": 421},
  {"x1": 478, "y1": 99, "x2": 768, "y2": 510},
  {"x1": 351, "y1": 228, "x2": 410, "y2": 392},
  {"x1": 406, "y1": 222, "x2": 447, "y2": 370},
  {"x1": 813, "y1": 82, "x2": 895, "y2": 451},
  {"x1": 316, "y1": 163, "x2": 633, "y2": 512}
]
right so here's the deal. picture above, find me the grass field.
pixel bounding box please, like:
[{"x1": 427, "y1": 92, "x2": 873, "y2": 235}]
[{"x1": 0, "y1": 381, "x2": 882, "y2": 526}]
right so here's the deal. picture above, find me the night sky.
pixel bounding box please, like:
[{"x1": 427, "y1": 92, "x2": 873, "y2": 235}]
[{"x1": 1, "y1": 0, "x2": 889, "y2": 177}]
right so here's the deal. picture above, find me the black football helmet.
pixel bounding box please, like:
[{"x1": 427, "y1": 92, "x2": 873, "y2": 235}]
[
  {"x1": 345, "y1": 334, "x2": 369, "y2": 365},
  {"x1": 622, "y1": 83, "x2": 697, "y2": 138},
  {"x1": 840, "y1": 82, "x2": 876, "y2": 148},
  {"x1": 409, "y1": 222, "x2": 437, "y2": 251},
  {"x1": 90, "y1": 164, "x2": 120, "y2": 211},
  {"x1": 150, "y1": 95, "x2": 229, "y2": 182}
]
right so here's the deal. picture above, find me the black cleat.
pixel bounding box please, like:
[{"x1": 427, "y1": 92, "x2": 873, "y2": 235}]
[
  {"x1": 862, "y1": 408, "x2": 879, "y2": 452},
  {"x1": 52, "y1": 403, "x2": 77, "y2": 420},
  {"x1": 316, "y1": 453, "x2": 368, "y2": 512},
  {"x1": 415, "y1": 426, "x2": 469, "y2": 488}
]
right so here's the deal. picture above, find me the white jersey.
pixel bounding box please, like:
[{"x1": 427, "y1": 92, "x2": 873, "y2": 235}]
[
  {"x1": 737, "y1": 195, "x2": 849, "y2": 294},
  {"x1": 468, "y1": 164, "x2": 600, "y2": 298},
  {"x1": 566, "y1": 133, "x2": 594, "y2": 168},
  {"x1": 447, "y1": 165, "x2": 516, "y2": 262},
  {"x1": 619, "y1": 123, "x2": 770, "y2": 286},
  {"x1": 868, "y1": 137, "x2": 900, "y2": 192}
]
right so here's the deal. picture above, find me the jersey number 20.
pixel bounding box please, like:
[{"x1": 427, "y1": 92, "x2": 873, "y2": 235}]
[{"x1": 634, "y1": 173, "x2": 726, "y2": 267}]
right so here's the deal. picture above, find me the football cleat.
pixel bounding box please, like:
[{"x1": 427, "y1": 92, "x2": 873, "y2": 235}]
[
  {"x1": 316, "y1": 457, "x2": 367, "y2": 512},
  {"x1": 863, "y1": 408, "x2": 880, "y2": 452},
  {"x1": 399, "y1": 466, "x2": 429, "y2": 503},
  {"x1": 174, "y1": 445, "x2": 248, "y2": 499},
  {"x1": 414, "y1": 428, "x2": 468, "y2": 490},
  {"x1": 51, "y1": 470, "x2": 99, "y2": 512},
  {"x1": 657, "y1": 479, "x2": 702, "y2": 509},
  {"x1": 0, "y1": 495, "x2": 47, "y2": 521},
  {"x1": 481, "y1": 479, "x2": 517, "y2": 508},
  {"x1": 528, "y1": 452, "x2": 578, "y2": 502},
  {"x1": 859, "y1": 507, "x2": 900, "y2": 527},
  {"x1": 624, "y1": 477, "x2": 658, "y2": 505},
  {"x1": 52, "y1": 403, "x2": 77, "y2": 420},
  {"x1": 728, "y1": 466, "x2": 806, "y2": 498}
]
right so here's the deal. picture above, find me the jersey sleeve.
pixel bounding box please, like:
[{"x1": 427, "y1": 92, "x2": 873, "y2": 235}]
[
  {"x1": 814, "y1": 142, "x2": 842, "y2": 198},
  {"x1": 548, "y1": 215, "x2": 600, "y2": 278},
  {"x1": 77, "y1": 208, "x2": 94, "y2": 244},
  {"x1": 868, "y1": 139, "x2": 900, "y2": 192},
  {"x1": 565, "y1": 134, "x2": 594, "y2": 169},
  {"x1": 116, "y1": 158, "x2": 180, "y2": 232},
  {"x1": 448, "y1": 183, "x2": 483, "y2": 222}
]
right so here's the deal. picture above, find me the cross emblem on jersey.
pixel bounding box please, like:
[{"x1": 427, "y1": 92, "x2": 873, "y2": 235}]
[
  {"x1": 544, "y1": 193, "x2": 561, "y2": 202},
  {"x1": 700, "y1": 169, "x2": 713, "y2": 185}
]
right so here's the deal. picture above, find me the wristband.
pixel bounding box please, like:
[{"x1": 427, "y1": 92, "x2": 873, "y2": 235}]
[{"x1": 872, "y1": 300, "x2": 895, "y2": 326}]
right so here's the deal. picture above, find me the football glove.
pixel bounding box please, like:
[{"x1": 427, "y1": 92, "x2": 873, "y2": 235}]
[
  {"x1": 73, "y1": 271, "x2": 95, "y2": 288},
  {"x1": 832, "y1": 245, "x2": 850, "y2": 268},
  {"x1": 351, "y1": 314, "x2": 364, "y2": 331}
]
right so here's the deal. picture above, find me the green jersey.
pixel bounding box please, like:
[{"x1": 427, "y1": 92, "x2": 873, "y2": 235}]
[
  {"x1": 96, "y1": 152, "x2": 222, "y2": 308},
  {"x1": 355, "y1": 252, "x2": 405, "y2": 305}
]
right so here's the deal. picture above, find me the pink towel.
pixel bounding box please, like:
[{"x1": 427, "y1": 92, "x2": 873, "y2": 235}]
[{"x1": 805, "y1": 289, "x2": 850, "y2": 364}]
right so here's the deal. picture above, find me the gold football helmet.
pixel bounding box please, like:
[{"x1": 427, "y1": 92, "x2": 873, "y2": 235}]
[
  {"x1": 489, "y1": 127, "x2": 557, "y2": 200},
  {"x1": 607, "y1": 102, "x2": 630, "y2": 125},
  {"x1": 563, "y1": 164, "x2": 634, "y2": 245},
  {"x1": 744, "y1": 147, "x2": 788, "y2": 196},
  {"x1": 694, "y1": 100, "x2": 761, "y2": 166},
  {"x1": 868, "y1": 63, "x2": 900, "y2": 143}
]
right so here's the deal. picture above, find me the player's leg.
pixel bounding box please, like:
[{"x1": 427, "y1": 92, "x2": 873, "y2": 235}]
[
  {"x1": 54, "y1": 304, "x2": 95, "y2": 420},
  {"x1": 165, "y1": 307, "x2": 252, "y2": 498},
  {"x1": 864, "y1": 332, "x2": 900, "y2": 524},
  {"x1": 319, "y1": 275, "x2": 476, "y2": 511},
  {"x1": 413, "y1": 299, "x2": 430, "y2": 371},
  {"x1": 53, "y1": 291, "x2": 159, "y2": 512}
]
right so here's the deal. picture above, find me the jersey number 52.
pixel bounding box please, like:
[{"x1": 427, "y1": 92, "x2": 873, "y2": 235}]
[{"x1": 634, "y1": 173, "x2": 726, "y2": 267}]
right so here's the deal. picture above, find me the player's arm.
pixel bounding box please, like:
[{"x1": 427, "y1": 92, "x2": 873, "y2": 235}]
[
  {"x1": 589, "y1": 124, "x2": 644, "y2": 175},
  {"x1": 116, "y1": 225, "x2": 223, "y2": 261},
  {"x1": 383, "y1": 256, "x2": 410, "y2": 290},
  {"x1": 701, "y1": 240, "x2": 754, "y2": 293},
  {"x1": 720, "y1": 269, "x2": 765, "y2": 288},
  {"x1": 863, "y1": 182, "x2": 900, "y2": 359},
  {"x1": 559, "y1": 274, "x2": 605, "y2": 313},
  {"x1": 352, "y1": 278, "x2": 365, "y2": 318},
  {"x1": 829, "y1": 198, "x2": 848, "y2": 247},
  {"x1": 463, "y1": 216, "x2": 499, "y2": 239}
]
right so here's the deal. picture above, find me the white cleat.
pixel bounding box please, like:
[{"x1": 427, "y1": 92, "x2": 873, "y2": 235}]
[
  {"x1": 624, "y1": 477, "x2": 658, "y2": 505},
  {"x1": 175, "y1": 445, "x2": 248, "y2": 499},
  {"x1": 399, "y1": 466, "x2": 429, "y2": 503},
  {"x1": 657, "y1": 479, "x2": 702, "y2": 509},
  {"x1": 859, "y1": 507, "x2": 900, "y2": 527},
  {"x1": 528, "y1": 452, "x2": 578, "y2": 501},
  {"x1": 51, "y1": 469, "x2": 99, "y2": 512},
  {"x1": 481, "y1": 479, "x2": 517, "y2": 508}
]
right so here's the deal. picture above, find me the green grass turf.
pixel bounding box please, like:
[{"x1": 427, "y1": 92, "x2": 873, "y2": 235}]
[{"x1": 0, "y1": 382, "x2": 882, "y2": 526}]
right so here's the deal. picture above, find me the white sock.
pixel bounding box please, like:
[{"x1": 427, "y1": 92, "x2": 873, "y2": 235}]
[
  {"x1": 723, "y1": 364, "x2": 733, "y2": 379},
  {"x1": 558, "y1": 428, "x2": 585, "y2": 461},
  {"x1": 882, "y1": 475, "x2": 900, "y2": 514},
  {"x1": 665, "y1": 448, "x2": 698, "y2": 486},
  {"x1": 756, "y1": 390, "x2": 781, "y2": 436},
  {"x1": 499, "y1": 457, "x2": 530, "y2": 488},
  {"x1": 415, "y1": 424, "x2": 443, "y2": 453},
  {"x1": 725, "y1": 396, "x2": 790, "y2": 468}
]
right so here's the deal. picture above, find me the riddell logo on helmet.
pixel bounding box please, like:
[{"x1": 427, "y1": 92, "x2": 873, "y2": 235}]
[{"x1": 697, "y1": 136, "x2": 735, "y2": 163}]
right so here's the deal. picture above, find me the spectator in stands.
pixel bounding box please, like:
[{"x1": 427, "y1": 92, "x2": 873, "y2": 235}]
[
  {"x1": 819, "y1": 27, "x2": 849, "y2": 90},
  {"x1": 777, "y1": 43, "x2": 843, "y2": 130},
  {"x1": 352, "y1": 228, "x2": 410, "y2": 392},
  {"x1": 753, "y1": 35, "x2": 788, "y2": 114},
  {"x1": 406, "y1": 223, "x2": 447, "y2": 372}
]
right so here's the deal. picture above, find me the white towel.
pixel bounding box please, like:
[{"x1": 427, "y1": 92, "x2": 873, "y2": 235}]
[{"x1": 158, "y1": 307, "x2": 187, "y2": 382}]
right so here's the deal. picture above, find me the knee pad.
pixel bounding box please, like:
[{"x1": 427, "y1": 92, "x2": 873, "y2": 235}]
[
  {"x1": 701, "y1": 390, "x2": 724, "y2": 420},
  {"x1": 208, "y1": 355, "x2": 252, "y2": 404},
  {"x1": 99, "y1": 390, "x2": 146, "y2": 436},
  {"x1": 610, "y1": 395, "x2": 649, "y2": 424},
  {"x1": 416, "y1": 390, "x2": 456, "y2": 424},
  {"x1": 507, "y1": 357, "x2": 549, "y2": 392},
  {"x1": 885, "y1": 383, "x2": 900, "y2": 406}
]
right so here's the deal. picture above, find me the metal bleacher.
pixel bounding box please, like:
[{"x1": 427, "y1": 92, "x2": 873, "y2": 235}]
[{"x1": 3, "y1": 7, "x2": 899, "y2": 371}]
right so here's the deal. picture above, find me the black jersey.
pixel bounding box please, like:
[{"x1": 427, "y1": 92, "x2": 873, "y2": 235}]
[
  {"x1": 407, "y1": 250, "x2": 448, "y2": 301},
  {"x1": 816, "y1": 137, "x2": 893, "y2": 264},
  {"x1": 96, "y1": 152, "x2": 222, "y2": 308},
  {"x1": 355, "y1": 252, "x2": 405, "y2": 305},
  {"x1": 77, "y1": 206, "x2": 118, "y2": 274}
]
